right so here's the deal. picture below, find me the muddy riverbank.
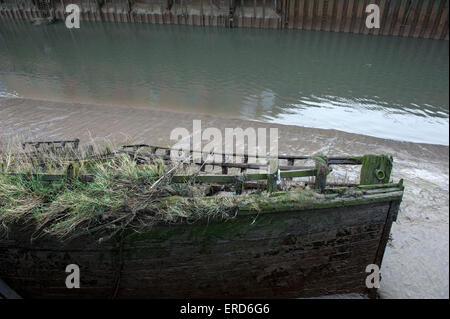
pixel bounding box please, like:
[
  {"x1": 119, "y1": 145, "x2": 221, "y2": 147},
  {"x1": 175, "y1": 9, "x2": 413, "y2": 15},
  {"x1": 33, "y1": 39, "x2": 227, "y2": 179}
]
[{"x1": 0, "y1": 96, "x2": 448, "y2": 298}]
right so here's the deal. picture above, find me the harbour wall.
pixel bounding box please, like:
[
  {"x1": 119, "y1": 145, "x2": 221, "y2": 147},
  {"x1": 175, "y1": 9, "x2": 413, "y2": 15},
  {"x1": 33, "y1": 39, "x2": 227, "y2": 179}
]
[{"x1": 0, "y1": 0, "x2": 448, "y2": 39}]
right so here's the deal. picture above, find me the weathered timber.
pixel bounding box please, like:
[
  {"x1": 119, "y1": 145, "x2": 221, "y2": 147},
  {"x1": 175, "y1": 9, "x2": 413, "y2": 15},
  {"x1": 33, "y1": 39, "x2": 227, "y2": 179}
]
[
  {"x1": 0, "y1": 184, "x2": 403, "y2": 299},
  {"x1": 267, "y1": 158, "x2": 279, "y2": 192},
  {"x1": 22, "y1": 139, "x2": 80, "y2": 150},
  {"x1": 314, "y1": 154, "x2": 328, "y2": 192},
  {"x1": 360, "y1": 154, "x2": 393, "y2": 185},
  {"x1": 118, "y1": 146, "x2": 363, "y2": 165}
]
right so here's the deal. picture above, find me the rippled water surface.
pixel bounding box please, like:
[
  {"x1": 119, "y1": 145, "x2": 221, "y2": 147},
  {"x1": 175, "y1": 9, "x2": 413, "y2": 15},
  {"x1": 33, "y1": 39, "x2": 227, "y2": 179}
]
[{"x1": 0, "y1": 21, "x2": 448, "y2": 144}]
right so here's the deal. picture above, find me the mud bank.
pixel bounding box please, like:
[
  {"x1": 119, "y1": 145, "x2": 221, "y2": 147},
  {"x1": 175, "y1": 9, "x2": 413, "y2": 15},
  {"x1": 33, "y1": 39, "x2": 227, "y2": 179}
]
[{"x1": 0, "y1": 96, "x2": 448, "y2": 298}]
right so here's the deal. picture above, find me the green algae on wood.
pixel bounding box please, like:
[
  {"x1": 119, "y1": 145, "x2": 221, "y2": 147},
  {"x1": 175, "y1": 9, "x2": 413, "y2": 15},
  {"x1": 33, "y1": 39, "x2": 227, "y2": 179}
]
[
  {"x1": 155, "y1": 182, "x2": 404, "y2": 217},
  {"x1": 360, "y1": 155, "x2": 393, "y2": 185},
  {"x1": 313, "y1": 154, "x2": 329, "y2": 192}
]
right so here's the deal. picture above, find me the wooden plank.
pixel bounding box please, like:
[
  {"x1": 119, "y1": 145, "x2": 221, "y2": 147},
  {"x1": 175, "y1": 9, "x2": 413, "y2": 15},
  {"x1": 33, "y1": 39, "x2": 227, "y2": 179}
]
[
  {"x1": 174, "y1": 169, "x2": 316, "y2": 183},
  {"x1": 433, "y1": 0, "x2": 449, "y2": 39},
  {"x1": 122, "y1": 145, "x2": 365, "y2": 162},
  {"x1": 235, "y1": 177, "x2": 244, "y2": 194},
  {"x1": 121, "y1": 150, "x2": 362, "y2": 167},
  {"x1": 314, "y1": 155, "x2": 328, "y2": 192},
  {"x1": 378, "y1": 0, "x2": 392, "y2": 35},
  {"x1": 373, "y1": 0, "x2": 387, "y2": 35},
  {"x1": 402, "y1": 0, "x2": 420, "y2": 37},
  {"x1": 411, "y1": 0, "x2": 427, "y2": 37},
  {"x1": 22, "y1": 139, "x2": 80, "y2": 150},
  {"x1": 343, "y1": 0, "x2": 355, "y2": 32},
  {"x1": 414, "y1": 0, "x2": 434, "y2": 38},
  {"x1": 304, "y1": 0, "x2": 313, "y2": 29},
  {"x1": 383, "y1": 0, "x2": 400, "y2": 35},
  {"x1": 255, "y1": 0, "x2": 259, "y2": 27},
  {"x1": 364, "y1": 187, "x2": 402, "y2": 195},
  {"x1": 360, "y1": 155, "x2": 393, "y2": 185},
  {"x1": 324, "y1": 0, "x2": 335, "y2": 31},
  {"x1": 442, "y1": 15, "x2": 449, "y2": 40},
  {"x1": 281, "y1": 0, "x2": 288, "y2": 28},
  {"x1": 279, "y1": 168, "x2": 317, "y2": 178},
  {"x1": 342, "y1": 0, "x2": 351, "y2": 32},
  {"x1": 297, "y1": 0, "x2": 306, "y2": 29},
  {"x1": 267, "y1": 158, "x2": 279, "y2": 192},
  {"x1": 333, "y1": 0, "x2": 345, "y2": 32},
  {"x1": 246, "y1": 172, "x2": 268, "y2": 180},
  {"x1": 315, "y1": 0, "x2": 325, "y2": 30},
  {"x1": 372, "y1": 199, "x2": 402, "y2": 292},
  {"x1": 358, "y1": 181, "x2": 403, "y2": 190},
  {"x1": 423, "y1": 0, "x2": 442, "y2": 38},
  {"x1": 392, "y1": 0, "x2": 408, "y2": 36},
  {"x1": 222, "y1": 153, "x2": 228, "y2": 174},
  {"x1": 288, "y1": 0, "x2": 296, "y2": 28},
  {"x1": 353, "y1": 0, "x2": 367, "y2": 34},
  {"x1": 172, "y1": 174, "x2": 237, "y2": 183}
]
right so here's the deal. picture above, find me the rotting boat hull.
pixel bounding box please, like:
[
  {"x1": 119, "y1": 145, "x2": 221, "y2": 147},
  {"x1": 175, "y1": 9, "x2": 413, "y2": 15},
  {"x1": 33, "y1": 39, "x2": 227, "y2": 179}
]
[{"x1": 0, "y1": 190, "x2": 402, "y2": 299}]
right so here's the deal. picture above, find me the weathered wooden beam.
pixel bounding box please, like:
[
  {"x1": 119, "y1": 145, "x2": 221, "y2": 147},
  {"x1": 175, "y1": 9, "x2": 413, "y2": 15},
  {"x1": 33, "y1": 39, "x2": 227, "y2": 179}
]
[
  {"x1": 360, "y1": 154, "x2": 393, "y2": 185},
  {"x1": 66, "y1": 162, "x2": 80, "y2": 183},
  {"x1": 267, "y1": 158, "x2": 279, "y2": 192},
  {"x1": 279, "y1": 168, "x2": 317, "y2": 178},
  {"x1": 235, "y1": 176, "x2": 244, "y2": 195},
  {"x1": 220, "y1": 154, "x2": 227, "y2": 174},
  {"x1": 127, "y1": 145, "x2": 364, "y2": 162},
  {"x1": 172, "y1": 174, "x2": 237, "y2": 184},
  {"x1": 118, "y1": 148, "x2": 363, "y2": 166},
  {"x1": 22, "y1": 139, "x2": 80, "y2": 150},
  {"x1": 314, "y1": 154, "x2": 328, "y2": 192},
  {"x1": 357, "y1": 180, "x2": 403, "y2": 190}
]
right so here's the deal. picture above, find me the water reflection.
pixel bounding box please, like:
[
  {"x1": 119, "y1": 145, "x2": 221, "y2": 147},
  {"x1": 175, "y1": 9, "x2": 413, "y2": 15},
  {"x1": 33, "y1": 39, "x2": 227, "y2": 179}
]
[{"x1": 0, "y1": 20, "x2": 448, "y2": 144}]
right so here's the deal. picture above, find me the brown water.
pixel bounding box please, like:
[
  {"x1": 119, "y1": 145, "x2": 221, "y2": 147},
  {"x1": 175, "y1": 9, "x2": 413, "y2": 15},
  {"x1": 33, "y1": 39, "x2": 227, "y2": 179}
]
[{"x1": 0, "y1": 20, "x2": 448, "y2": 145}]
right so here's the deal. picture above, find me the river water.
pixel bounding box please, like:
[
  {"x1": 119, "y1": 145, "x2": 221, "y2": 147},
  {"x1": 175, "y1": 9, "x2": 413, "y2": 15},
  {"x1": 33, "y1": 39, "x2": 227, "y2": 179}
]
[{"x1": 0, "y1": 20, "x2": 448, "y2": 145}]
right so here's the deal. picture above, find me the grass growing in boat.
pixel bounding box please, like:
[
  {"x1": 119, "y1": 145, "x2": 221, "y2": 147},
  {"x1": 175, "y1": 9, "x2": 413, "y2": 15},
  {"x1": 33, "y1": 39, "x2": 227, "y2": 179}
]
[
  {"x1": 0, "y1": 140, "x2": 394, "y2": 242},
  {"x1": 0, "y1": 148, "x2": 254, "y2": 241}
]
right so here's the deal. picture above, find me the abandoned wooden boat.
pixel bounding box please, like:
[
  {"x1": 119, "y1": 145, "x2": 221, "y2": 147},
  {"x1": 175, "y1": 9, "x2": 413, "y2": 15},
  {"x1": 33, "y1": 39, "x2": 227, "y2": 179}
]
[{"x1": 0, "y1": 141, "x2": 403, "y2": 298}]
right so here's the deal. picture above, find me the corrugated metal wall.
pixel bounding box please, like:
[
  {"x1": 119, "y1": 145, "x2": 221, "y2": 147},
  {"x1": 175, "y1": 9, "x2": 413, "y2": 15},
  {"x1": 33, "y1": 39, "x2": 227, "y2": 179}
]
[{"x1": 0, "y1": 0, "x2": 448, "y2": 40}]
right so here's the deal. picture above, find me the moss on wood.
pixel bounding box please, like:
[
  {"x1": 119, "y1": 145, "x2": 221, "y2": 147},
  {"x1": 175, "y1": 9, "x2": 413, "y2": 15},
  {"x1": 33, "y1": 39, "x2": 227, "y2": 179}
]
[{"x1": 360, "y1": 154, "x2": 393, "y2": 185}]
